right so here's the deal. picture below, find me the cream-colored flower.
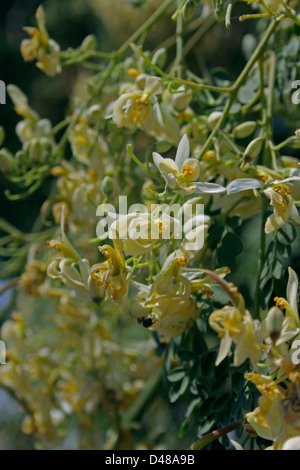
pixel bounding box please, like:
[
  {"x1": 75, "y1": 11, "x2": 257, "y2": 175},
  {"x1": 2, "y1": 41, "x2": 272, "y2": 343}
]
[
  {"x1": 153, "y1": 134, "x2": 225, "y2": 196},
  {"x1": 113, "y1": 74, "x2": 162, "y2": 128},
  {"x1": 131, "y1": 256, "x2": 197, "y2": 338},
  {"x1": 263, "y1": 178, "x2": 300, "y2": 233},
  {"x1": 209, "y1": 306, "x2": 262, "y2": 367},
  {"x1": 209, "y1": 282, "x2": 262, "y2": 367},
  {"x1": 246, "y1": 371, "x2": 300, "y2": 449},
  {"x1": 7, "y1": 85, "x2": 39, "y2": 121},
  {"x1": 47, "y1": 207, "x2": 104, "y2": 302},
  {"x1": 108, "y1": 210, "x2": 181, "y2": 256},
  {"x1": 20, "y1": 5, "x2": 61, "y2": 76},
  {"x1": 111, "y1": 74, "x2": 180, "y2": 144},
  {"x1": 90, "y1": 240, "x2": 127, "y2": 309}
]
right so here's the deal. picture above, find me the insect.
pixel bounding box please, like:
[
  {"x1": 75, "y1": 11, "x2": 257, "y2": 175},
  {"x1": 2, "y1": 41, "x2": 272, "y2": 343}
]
[{"x1": 137, "y1": 316, "x2": 155, "y2": 328}]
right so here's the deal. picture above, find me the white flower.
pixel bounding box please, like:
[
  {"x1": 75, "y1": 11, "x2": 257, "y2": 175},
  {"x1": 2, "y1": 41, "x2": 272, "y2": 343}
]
[
  {"x1": 153, "y1": 134, "x2": 226, "y2": 195},
  {"x1": 263, "y1": 178, "x2": 300, "y2": 234},
  {"x1": 108, "y1": 211, "x2": 181, "y2": 256},
  {"x1": 112, "y1": 75, "x2": 163, "y2": 130}
]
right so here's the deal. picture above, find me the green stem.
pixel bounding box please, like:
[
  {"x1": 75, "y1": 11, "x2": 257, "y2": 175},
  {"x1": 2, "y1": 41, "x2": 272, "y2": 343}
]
[
  {"x1": 198, "y1": 18, "x2": 279, "y2": 159},
  {"x1": 121, "y1": 372, "x2": 162, "y2": 428},
  {"x1": 175, "y1": 0, "x2": 184, "y2": 77},
  {"x1": 189, "y1": 419, "x2": 244, "y2": 450},
  {"x1": 253, "y1": 196, "x2": 268, "y2": 319}
]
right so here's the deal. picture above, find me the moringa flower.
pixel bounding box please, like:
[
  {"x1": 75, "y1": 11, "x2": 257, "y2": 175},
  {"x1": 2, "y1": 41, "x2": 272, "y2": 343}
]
[
  {"x1": 47, "y1": 207, "x2": 104, "y2": 302},
  {"x1": 130, "y1": 256, "x2": 197, "y2": 338},
  {"x1": 263, "y1": 179, "x2": 300, "y2": 234},
  {"x1": 209, "y1": 281, "x2": 261, "y2": 367},
  {"x1": 20, "y1": 5, "x2": 61, "y2": 77},
  {"x1": 111, "y1": 73, "x2": 180, "y2": 144},
  {"x1": 246, "y1": 371, "x2": 300, "y2": 449},
  {"x1": 153, "y1": 134, "x2": 226, "y2": 196},
  {"x1": 90, "y1": 240, "x2": 127, "y2": 309},
  {"x1": 107, "y1": 210, "x2": 181, "y2": 256}
]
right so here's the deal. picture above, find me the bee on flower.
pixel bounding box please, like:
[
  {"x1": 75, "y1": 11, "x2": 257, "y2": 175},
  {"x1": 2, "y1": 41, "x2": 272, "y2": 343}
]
[
  {"x1": 130, "y1": 256, "x2": 198, "y2": 338},
  {"x1": 20, "y1": 5, "x2": 61, "y2": 77}
]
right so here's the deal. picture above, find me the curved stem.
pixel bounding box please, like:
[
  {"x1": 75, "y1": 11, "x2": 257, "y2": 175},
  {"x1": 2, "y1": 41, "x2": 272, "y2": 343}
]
[{"x1": 189, "y1": 419, "x2": 244, "y2": 450}]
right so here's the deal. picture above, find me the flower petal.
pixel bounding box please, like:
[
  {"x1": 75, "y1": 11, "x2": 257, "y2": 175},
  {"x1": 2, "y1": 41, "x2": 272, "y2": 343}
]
[
  {"x1": 226, "y1": 178, "x2": 264, "y2": 194},
  {"x1": 193, "y1": 182, "x2": 226, "y2": 194},
  {"x1": 175, "y1": 134, "x2": 190, "y2": 168},
  {"x1": 287, "y1": 267, "x2": 299, "y2": 324}
]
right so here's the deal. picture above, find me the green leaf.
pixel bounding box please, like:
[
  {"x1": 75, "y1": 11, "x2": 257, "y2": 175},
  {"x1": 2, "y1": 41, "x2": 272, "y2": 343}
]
[
  {"x1": 276, "y1": 241, "x2": 292, "y2": 258},
  {"x1": 221, "y1": 232, "x2": 244, "y2": 257},
  {"x1": 226, "y1": 215, "x2": 243, "y2": 230},
  {"x1": 167, "y1": 367, "x2": 186, "y2": 383},
  {"x1": 272, "y1": 258, "x2": 284, "y2": 280},
  {"x1": 216, "y1": 247, "x2": 237, "y2": 270},
  {"x1": 277, "y1": 223, "x2": 297, "y2": 245},
  {"x1": 168, "y1": 375, "x2": 189, "y2": 403},
  {"x1": 260, "y1": 278, "x2": 274, "y2": 310}
]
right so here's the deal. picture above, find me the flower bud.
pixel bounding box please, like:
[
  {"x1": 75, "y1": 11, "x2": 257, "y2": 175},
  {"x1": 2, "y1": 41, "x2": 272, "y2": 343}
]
[
  {"x1": 243, "y1": 137, "x2": 263, "y2": 163},
  {"x1": 183, "y1": 1, "x2": 195, "y2": 21},
  {"x1": 34, "y1": 119, "x2": 52, "y2": 137},
  {"x1": 207, "y1": 111, "x2": 222, "y2": 130},
  {"x1": 86, "y1": 104, "x2": 102, "y2": 126},
  {"x1": 154, "y1": 140, "x2": 173, "y2": 153},
  {"x1": 266, "y1": 307, "x2": 283, "y2": 343},
  {"x1": 16, "y1": 120, "x2": 34, "y2": 143},
  {"x1": 16, "y1": 150, "x2": 27, "y2": 165},
  {"x1": 233, "y1": 121, "x2": 257, "y2": 139},
  {"x1": 172, "y1": 86, "x2": 193, "y2": 112},
  {"x1": 80, "y1": 34, "x2": 97, "y2": 51},
  {"x1": 101, "y1": 175, "x2": 114, "y2": 197},
  {"x1": 0, "y1": 148, "x2": 15, "y2": 173},
  {"x1": 25, "y1": 137, "x2": 52, "y2": 164},
  {"x1": 152, "y1": 48, "x2": 167, "y2": 69}
]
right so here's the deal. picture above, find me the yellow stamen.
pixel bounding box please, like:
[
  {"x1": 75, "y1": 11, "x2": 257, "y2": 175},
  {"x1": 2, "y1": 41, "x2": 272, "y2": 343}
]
[
  {"x1": 88, "y1": 170, "x2": 98, "y2": 181},
  {"x1": 204, "y1": 150, "x2": 216, "y2": 161},
  {"x1": 181, "y1": 165, "x2": 193, "y2": 178},
  {"x1": 274, "y1": 296, "x2": 285, "y2": 310},
  {"x1": 158, "y1": 221, "x2": 166, "y2": 234},
  {"x1": 176, "y1": 257, "x2": 188, "y2": 267},
  {"x1": 126, "y1": 68, "x2": 140, "y2": 79}
]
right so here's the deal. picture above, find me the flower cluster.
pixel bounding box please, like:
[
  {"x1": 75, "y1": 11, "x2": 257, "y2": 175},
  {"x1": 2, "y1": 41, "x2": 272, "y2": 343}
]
[{"x1": 0, "y1": 1, "x2": 300, "y2": 451}]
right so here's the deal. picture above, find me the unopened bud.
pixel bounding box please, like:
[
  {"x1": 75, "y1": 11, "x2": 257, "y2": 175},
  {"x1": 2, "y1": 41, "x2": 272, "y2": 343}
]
[
  {"x1": 207, "y1": 111, "x2": 222, "y2": 130},
  {"x1": 183, "y1": 1, "x2": 195, "y2": 21},
  {"x1": 152, "y1": 48, "x2": 167, "y2": 69},
  {"x1": 80, "y1": 34, "x2": 97, "y2": 51},
  {"x1": 101, "y1": 175, "x2": 114, "y2": 197},
  {"x1": 266, "y1": 307, "x2": 283, "y2": 343},
  {"x1": 25, "y1": 137, "x2": 52, "y2": 164},
  {"x1": 243, "y1": 137, "x2": 263, "y2": 163},
  {"x1": 0, "y1": 148, "x2": 15, "y2": 173},
  {"x1": 154, "y1": 140, "x2": 173, "y2": 153},
  {"x1": 233, "y1": 121, "x2": 257, "y2": 139},
  {"x1": 16, "y1": 120, "x2": 33, "y2": 143},
  {"x1": 86, "y1": 104, "x2": 102, "y2": 126},
  {"x1": 34, "y1": 119, "x2": 52, "y2": 137},
  {"x1": 172, "y1": 87, "x2": 193, "y2": 112}
]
